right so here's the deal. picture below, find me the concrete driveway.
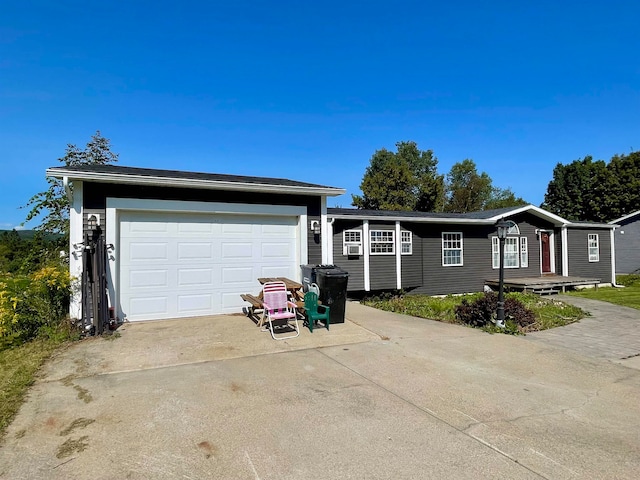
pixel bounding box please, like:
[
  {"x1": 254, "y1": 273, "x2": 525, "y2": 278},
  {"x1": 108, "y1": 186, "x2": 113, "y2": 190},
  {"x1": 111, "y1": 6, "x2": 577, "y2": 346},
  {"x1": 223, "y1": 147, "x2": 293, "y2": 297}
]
[{"x1": 1, "y1": 304, "x2": 640, "y2": 479}]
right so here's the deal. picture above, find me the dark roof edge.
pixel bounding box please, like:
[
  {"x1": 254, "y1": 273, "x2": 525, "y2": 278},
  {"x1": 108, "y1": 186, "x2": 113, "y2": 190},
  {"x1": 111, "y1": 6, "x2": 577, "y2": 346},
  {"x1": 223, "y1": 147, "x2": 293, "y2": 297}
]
[{"x1": 47, "y1": 165, "x2": 345, "y2": 197}]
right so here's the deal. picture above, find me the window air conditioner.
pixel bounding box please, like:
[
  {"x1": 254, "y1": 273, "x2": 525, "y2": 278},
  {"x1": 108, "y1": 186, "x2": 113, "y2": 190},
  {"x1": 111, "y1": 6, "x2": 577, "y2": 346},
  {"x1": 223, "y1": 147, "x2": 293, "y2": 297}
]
[{"x1": 347, "y1": 244, "x2": 362, "y2": 256}]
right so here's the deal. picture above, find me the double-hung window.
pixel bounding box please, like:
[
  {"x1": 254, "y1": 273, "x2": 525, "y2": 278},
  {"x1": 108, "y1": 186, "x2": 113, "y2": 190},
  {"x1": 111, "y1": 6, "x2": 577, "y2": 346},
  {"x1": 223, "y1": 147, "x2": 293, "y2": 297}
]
[
  {"x1": 492, "y1": 237, "x2": 527, "y2": 268},
  {"x1": 370, "y1": 230, "x2": 395, "y2": 255},
  {"x1": 442, "y1": 232, "x2": 463, "y2": 266},
  {"x1": 588, "y1": 234, "x2": 599, "y2": 262},
  {"x1": 343, "y1": 230, "x2": 362, "y2": 256},
  {"x1": 401, "y1": 231, "x2": 412, "y2": 255}
]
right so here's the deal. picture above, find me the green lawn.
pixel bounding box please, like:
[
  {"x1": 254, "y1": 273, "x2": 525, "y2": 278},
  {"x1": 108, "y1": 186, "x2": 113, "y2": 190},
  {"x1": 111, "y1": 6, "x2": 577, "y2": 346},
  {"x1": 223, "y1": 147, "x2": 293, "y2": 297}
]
[
  {"x1": 363, "y1": 291, "x2": 585, "y2": 333},
  {"x1": 567, "y1": 280, "x2": 640, "y2": 310},
  {"x1": 0, "y1": 338, "x2": 68, "y2": 440}
]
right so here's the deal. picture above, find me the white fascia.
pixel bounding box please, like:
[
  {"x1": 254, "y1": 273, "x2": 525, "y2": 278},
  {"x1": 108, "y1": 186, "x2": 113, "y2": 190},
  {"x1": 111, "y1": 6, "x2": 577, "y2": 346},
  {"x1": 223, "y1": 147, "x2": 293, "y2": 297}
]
[
  {"x1": 46, "y1": 169, "x2": 345, "y2": 197},
  {"x1": 363, "y1": 220, "x2": 370, "y2": 291},
  {"x1": 395, "y1": 221, "x2": 402, "y2": 290},
  {"x1": 105, "y1": 197, "x2": 309, "y2": 321},
  {"x1": 487, "y1": 205, "x2": 570, "y2": 226},
  {"x1": 329, "y1": 214, "x2": 493, "y2": 225},
  {"x1": 609, "y1": 210, "x2": 640, "y2": 225},
  {"x1": 69, "y1": 182, "x2": 83, "y2": 319}
]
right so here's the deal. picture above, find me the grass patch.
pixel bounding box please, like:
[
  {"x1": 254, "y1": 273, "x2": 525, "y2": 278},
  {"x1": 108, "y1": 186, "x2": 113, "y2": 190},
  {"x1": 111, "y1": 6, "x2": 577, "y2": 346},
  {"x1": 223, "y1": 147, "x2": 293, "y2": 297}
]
[
  {"x1": 0, "y1": 337, "x2": 70, "y2": 440},
  {"x1": 363, "y1": 292, "x2": 585, "y2": 333},
  {"x1": 567, "y1": 277, "x2": 640, "y2": 310}
]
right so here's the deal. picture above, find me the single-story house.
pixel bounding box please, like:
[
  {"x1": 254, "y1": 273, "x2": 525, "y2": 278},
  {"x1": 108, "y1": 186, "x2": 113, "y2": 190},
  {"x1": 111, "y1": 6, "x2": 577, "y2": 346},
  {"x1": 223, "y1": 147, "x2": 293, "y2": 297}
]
[
  {"x1": 610, "y1": 210, "x2": 640, "y2": 274},
  {"x1": 47, "y1": 165, "x2": 616, "y2": 325},
  {"x1": 326, "y1": 206, "x2": 615, "y2": 295}
]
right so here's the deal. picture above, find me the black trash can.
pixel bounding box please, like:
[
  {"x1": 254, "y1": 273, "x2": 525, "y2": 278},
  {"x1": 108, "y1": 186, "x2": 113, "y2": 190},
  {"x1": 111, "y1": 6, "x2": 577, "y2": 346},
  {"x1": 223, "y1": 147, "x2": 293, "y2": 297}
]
[{"x1": 315, "y1": 266, "x2": 349, "y2": 324}]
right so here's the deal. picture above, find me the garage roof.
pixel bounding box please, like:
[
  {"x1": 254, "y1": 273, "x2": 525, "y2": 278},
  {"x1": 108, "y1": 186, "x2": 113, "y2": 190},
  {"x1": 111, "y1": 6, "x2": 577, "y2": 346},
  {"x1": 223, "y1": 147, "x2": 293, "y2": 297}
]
[{"x1": 47, "y1": 164, "x2": 346, "y2": 197}]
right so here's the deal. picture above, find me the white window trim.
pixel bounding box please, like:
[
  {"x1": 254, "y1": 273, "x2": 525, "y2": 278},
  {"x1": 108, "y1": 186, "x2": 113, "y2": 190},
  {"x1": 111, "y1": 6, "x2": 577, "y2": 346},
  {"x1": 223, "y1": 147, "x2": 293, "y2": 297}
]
[
  {"x1": 442, "y1": 232, "x2": 463, "y2": 267},
  {"x1": 370, "y1": 229, "x2": 395, "y2": 255},
  {"x1": 343, "y1": 229, "x2": 363, "y2": 256},
  {"x1": 588, "y1": 234, "x2": 600, "y2": 262},
  {"x1": 491, "y1": 236, "x2": 522, "y2": 269},
  {"x1": 520, "y1": 237, "x2": 528, "y2": 268},
  {"x1": 401, "y1": 230, "x2": 412, "y2": 255}
]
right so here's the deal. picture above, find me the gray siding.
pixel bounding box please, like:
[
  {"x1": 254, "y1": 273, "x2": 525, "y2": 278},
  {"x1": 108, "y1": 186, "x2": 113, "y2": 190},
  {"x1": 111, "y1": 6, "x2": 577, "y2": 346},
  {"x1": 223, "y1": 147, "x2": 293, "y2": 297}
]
[
  {"x1": 567, "y1": 228, "x2": 612, "y2": 280},
  {"x1": 332, "y1": 220, "x2": 365, "y2": 290},
  {"x1": 81, "y1": 181, "x2": 323, "y2": 261},
  {"x1": 332, "y1": 212, "x2": 560, "y2": 296},
  {"x1": 368, "y1": 222, "x2": 397, "y2": 290},
  {"x1": 401, "y1": 222, "x2": 422, "y2": 288},
  {"x1": 411, "y1": 224, "x2": 494, "y2": 295},
  {"x1": 614, "y1": 217, "x2": 640, "y2": 274}
]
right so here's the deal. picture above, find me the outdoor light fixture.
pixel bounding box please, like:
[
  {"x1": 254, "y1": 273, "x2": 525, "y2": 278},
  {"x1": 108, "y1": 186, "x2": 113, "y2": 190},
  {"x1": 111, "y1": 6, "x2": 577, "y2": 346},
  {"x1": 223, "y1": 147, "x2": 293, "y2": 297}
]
[
  {"x1": 87, "y1": 214, "x2": 99, "y2": 231},
  {"x1": 495, "y1": 219, "x2": 510, "y2": 328},
  {"x1": 310, "y1": 220, "x2": 321, "y2": 235}
]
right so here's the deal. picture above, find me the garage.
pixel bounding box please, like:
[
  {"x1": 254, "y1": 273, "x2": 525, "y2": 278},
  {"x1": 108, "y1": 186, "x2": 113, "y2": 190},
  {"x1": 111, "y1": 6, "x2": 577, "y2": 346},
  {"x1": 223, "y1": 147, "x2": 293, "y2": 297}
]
[
  {"x1": 119, "y1": 211, "x2": 300, "y2": 321},
  {"x1": 45, "y1": 164, "x2": 345, "y2": 330}
]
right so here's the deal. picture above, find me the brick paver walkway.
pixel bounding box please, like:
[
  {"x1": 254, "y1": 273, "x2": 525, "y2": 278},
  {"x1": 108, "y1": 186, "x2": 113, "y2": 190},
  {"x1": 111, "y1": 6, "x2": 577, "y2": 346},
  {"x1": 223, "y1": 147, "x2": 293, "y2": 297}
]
[{"x1": 525, "y1": 295, "x2": 640, "y2": 360}]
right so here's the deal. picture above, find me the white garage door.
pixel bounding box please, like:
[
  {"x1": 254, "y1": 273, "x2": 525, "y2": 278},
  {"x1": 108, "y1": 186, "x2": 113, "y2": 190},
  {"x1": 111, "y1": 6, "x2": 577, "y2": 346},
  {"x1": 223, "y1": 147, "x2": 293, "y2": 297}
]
[{"x1": 119, "y1": 211, "x2": 299, "y2": 321}]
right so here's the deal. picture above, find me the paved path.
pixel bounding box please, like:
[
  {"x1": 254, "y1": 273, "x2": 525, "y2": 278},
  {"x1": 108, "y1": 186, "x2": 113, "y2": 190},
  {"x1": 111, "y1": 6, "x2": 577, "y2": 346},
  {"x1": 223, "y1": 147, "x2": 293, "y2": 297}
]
[
  {"x1": 524, "y1": 295, "x2": 640, "y2": 369},
  {"x1": 1, "y1": 303, "x2": 640, "y2": 479}
]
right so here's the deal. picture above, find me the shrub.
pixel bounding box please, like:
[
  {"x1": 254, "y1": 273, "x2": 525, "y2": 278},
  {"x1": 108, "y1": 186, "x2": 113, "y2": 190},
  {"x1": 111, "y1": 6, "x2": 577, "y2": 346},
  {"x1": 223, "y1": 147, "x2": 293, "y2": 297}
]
[
  {"x1": 455, "y1": 292, "x2": 497, "y2": 327},
  {"x1": 455, "y1": 292, "x2": 536, "y2": 332},
  {"x1": 0, "y1": 265, "x2": 73, "y2": 349}
]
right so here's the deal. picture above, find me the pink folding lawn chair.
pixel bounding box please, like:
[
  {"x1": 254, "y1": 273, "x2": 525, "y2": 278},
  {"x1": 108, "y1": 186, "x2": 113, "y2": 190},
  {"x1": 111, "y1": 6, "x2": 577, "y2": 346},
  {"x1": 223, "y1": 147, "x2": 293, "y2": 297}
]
[{"x1": 261, "y1": 281, "x2": 300, "y2": 340}]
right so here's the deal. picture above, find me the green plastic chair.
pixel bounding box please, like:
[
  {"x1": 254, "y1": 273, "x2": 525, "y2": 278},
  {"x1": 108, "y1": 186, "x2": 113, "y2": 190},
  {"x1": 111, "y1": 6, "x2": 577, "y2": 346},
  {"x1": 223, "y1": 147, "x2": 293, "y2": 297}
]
[{"x1": 304, "y1": 291, "x2": 330, "y2": 332}]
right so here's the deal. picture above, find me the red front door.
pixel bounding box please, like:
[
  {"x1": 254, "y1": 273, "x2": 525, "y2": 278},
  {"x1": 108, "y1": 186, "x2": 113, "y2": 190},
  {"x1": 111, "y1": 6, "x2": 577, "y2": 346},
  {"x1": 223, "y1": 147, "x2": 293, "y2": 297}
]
[{"x1": 541, "y1": 232, "x2": 551, "y2": 273}]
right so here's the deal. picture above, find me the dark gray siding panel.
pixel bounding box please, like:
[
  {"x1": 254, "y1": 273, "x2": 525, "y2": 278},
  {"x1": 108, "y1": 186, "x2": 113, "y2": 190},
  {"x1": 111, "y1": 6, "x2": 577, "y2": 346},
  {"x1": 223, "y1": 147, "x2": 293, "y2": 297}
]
[
  {"x1": 82, "y1": 181, "x2": 323, "y2": 261},
  {"x1": 368, "y1": 222, "x2": 397, "y2": 290},
  {"x1": 555, "y1": 229, "x2": 563, "y2": 275},
  {"x1": 567, "y1": 228, "x2": 612, "y2": 280},
  {"x1": 410, "y1": 225, "x2": 493, "y2": 295},
  {"x1": 332, "y1": 220, "x2": 365, "y2": 290},
  {"x1": 401, "y1": 223, "x2": 422, "y2": 288},
  {"x1": 614, "y1": 218, "x2": 640, "y2": 274},
  {"x1": 409, "y1": 213, "x2": 557, "y2": 295}
]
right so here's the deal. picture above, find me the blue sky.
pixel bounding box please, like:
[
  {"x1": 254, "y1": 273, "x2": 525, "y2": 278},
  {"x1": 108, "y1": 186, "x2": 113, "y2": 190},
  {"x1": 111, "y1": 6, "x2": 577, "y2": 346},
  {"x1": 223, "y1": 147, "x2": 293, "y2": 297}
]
[{"x1": 1, "y1": 0, "x2": 639, "y2": 229}]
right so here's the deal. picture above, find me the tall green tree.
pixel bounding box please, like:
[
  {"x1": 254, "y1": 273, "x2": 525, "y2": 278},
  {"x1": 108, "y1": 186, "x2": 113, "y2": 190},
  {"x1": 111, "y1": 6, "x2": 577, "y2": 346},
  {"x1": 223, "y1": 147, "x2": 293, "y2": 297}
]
[
  {"x1": 443, "y1": 159, "x2": 526, "y2": 213},
  {"x1": 484, "y1": 187, "x2": 528, "y2": 210},
  {"x1": 23, "y1": 131, "x2": 119, "y2": 239},
  {"x1": 352, "y1": 141, "x2": 444, "y2": 211},
  {"x1": 444, "y1": 159, "x2": 492, "y2": 213},
  {"x1": 542, "y1": 156, "x2": 611, "y2": 221},
  {"x1": 605, "y1": 151, "x2": 640, "y2": 220}
]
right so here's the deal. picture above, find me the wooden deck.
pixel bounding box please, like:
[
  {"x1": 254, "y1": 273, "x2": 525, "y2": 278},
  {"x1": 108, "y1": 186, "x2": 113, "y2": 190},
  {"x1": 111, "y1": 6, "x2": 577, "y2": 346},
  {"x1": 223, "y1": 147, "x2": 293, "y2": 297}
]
[{"x1": 485, "y1": 275, "x2": 601, "y2": 294}]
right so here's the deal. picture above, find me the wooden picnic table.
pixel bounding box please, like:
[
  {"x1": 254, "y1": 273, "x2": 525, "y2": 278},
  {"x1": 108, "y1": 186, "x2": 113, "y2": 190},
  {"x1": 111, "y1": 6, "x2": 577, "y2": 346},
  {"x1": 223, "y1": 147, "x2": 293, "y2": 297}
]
[{"x1": 241, "y1": 277, "x2": 305, "y2": 325}]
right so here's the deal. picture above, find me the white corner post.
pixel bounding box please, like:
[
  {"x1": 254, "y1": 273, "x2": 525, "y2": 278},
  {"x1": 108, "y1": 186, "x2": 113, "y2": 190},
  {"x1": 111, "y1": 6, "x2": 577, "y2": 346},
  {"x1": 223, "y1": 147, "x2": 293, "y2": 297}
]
[
  {"x1": 561, "y1": 226, "x2": 569, "y2": 276},
  {"x1": 363, "y1": 220, "x2": 370, "y2": 291},
  {"x1": 395, "y1": 221, "x2": 402, "y2": 290},
  {"x1": 610, "y1": 228, "x2": 616, "y2": 285},
  {"x1": 320, "y1": 196, "x2": 329, "y2": 264},
  {"x1": 69, "y1": 181, "x2": 83, "y2": 320}
]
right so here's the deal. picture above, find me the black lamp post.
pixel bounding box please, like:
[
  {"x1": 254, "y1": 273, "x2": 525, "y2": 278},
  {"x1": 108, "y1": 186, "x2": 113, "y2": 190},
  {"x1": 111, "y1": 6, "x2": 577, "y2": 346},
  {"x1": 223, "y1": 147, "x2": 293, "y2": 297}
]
[{"x1": 495, "y1": 219, "x2": 510, "y2": 328}]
